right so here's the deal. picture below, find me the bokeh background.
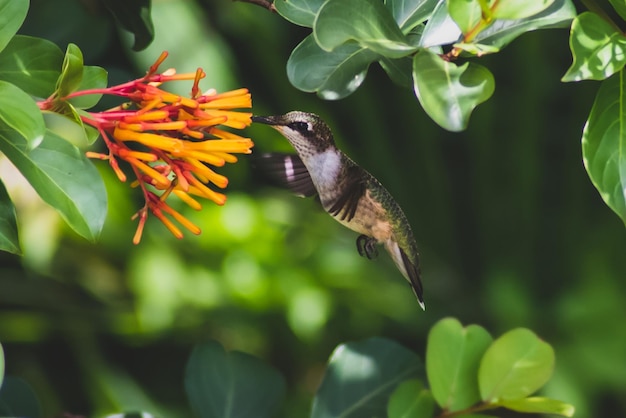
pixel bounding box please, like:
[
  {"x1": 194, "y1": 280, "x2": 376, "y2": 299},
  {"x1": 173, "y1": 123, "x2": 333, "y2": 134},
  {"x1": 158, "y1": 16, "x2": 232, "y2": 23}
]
[{"x1": 1, "y1": 0, "x2": 625, "y2": 416}]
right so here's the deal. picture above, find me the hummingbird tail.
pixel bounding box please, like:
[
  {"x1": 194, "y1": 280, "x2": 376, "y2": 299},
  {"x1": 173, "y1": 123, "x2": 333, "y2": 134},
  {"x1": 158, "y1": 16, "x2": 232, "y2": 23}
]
[{"x1": 384, "y1": 240, "x2": 425, "y2": 310}]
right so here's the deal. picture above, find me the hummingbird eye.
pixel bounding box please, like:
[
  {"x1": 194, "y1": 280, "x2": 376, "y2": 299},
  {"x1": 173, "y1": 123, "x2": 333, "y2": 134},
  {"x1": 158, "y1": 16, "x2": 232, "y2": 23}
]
[{"x1": 289, "y1": 121, "x2": 312, "y2": 134}]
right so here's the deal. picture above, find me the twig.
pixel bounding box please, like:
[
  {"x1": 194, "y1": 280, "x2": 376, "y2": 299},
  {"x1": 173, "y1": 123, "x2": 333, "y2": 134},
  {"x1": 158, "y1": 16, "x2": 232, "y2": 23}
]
[{"x1": 233, "y1": 0, "x2": 276, "y2": 12}]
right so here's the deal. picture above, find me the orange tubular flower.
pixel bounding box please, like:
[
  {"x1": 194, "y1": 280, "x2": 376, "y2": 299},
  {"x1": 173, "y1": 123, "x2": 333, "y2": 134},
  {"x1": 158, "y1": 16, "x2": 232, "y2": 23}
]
[{"x1": 50, "y1": 52, "x2": 254, "y2": 243}]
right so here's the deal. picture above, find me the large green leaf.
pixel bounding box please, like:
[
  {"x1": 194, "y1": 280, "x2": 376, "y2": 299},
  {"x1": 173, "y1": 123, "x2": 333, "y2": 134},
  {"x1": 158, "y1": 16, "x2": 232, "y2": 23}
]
[
  {"x1": 562, "y1": 12, "x2": 626, "y2": 82},
  {"x1": 478, "y1": 328, "x2": 554, "y2": 402},
  {"x1": 0, "y1": 81, "x2": 45, "y2": 149},
  {"x1": 419, "y1": 0, "x2": 462, "y2": 47},
  {"x1": 498, "y1": 397, "x2": 575, "y2": 416},
  {"x1": 184, "y1": 341, "x2": 286, "y2": 418},
  {"x1": 0, "y1": 127, "x2": 107, "y2": 242},
  {"x1": 386, "y1": 0, "x2": 439, "y2": 33},
  {"x1": 0, "y1": 35, "x2": 63, "y2": 98},
  {"x1": 447, "y1": 0, "x2": 482, "y2": 34},
  {"x1": 0, "y1": 0, "x2": 28, "y2": 53},
  {"x1": 387, "y1": 380, "x2": 435, "y2": 418},
  {"x1": 492, "y1": 0, "x2": 555, "y2": 20},
  {"x1": 311, "y1": 337, "x2": 423, "y2": 418},
  {"x1": 314, "y1": 0, "x2": 417, "y2": 58},
  {"x1": 0, "y1": 376, "x2": 41, "y2": 418},
  {"x1": 0, "y1": 180, "x2": 20, "y2": 254},
  {"x1": 426, "y1": 318, "x2": 493, "y2": 412},
  {"x1": 287, "y1": 34, "x2": 379, "y2": 100},
  {"x1": 101, "y1": 0, "x2": 154, "y2": 51},
  {"x1": 68, "y1": 65, "x2": 108, "y2": 109},
  {"x1": 55, "y1": 44, "x2": 84, "y2": 99},
  {"x1": 474, "y1": 0, "x2": 575, "y2": 50},
  {"x1": 412, "y1": 49, "x2": 494, "y2": 132},
  {"x1": 582, "y1": 71, "x2": 626, "y2": 223},
  {"x1": 274, "y1": 0, "x2": 326, "y2": 27},
  {"x1": 609, "y1": 0, "x2": 626, "y2": 21}
]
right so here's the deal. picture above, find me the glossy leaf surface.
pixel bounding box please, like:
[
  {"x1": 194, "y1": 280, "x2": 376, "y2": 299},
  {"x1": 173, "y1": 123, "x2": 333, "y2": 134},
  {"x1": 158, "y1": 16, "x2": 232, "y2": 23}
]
[
  {"x1": 426, "y1": 318, "x2": 493, "y2": 411},
  {"x1": 185, "y1": 341, "x2": 286, "y2": 418},
  {"x1": 0, "y1": 81, "x2": 45, "y2": 149},
  {"x1": 56, "y1": 44, "x2": 84, "y2": 98},
  {"x1": 498, "y1": 397, "x2": 575, "y2": 416},
  {"x1": 287, "y1": 35, "x2": 379, "y2": 100},
  {"x1": 387, "y1": 380, "x2": 435, "y2": 418},
  {"x1": 274, "y1": 0, "x2": 325, "y2": 27},
  {"x1": 447, "y1": 0, "x2": 482, "y2": 34},
  {"x1": 562, "y1": 12, "x2": 626, "y2": 82},
  {"x1": 582, "y1": 72, "x2": 626, "y2": 223},
  {"x1": 312, "y1": 337, "x2": 423, "y2": 418},
  {"x1": 0, "y1": 0, "x2": 28, "y2": 52},
  {"x1": 419, "y1": 0, "x2": 462, "y2": 47},
  {"x1": 0, "y1": 128, "x2": 107, "y2": 242},
  {"x1": 68, "y1": 65, "x2": 108, "y2": 109},
  {"x1": 492, "y1": 0, "x2": 555, "y2": 20},
  {"x1": 386, "y1": 0, "x2": 439, "y2": 32},
  {"x1": 479, "y1": 328, "x2": 554, "y2": 402},
  {"x1": 314, "y1": 0, "x2": 417, "y2": 58},
  {"x1": 413, "y1": 49, "x2": 494, "y2": 131},
  {"x1": 0, "y1": 180, "x2": 20, "y2": 254}
]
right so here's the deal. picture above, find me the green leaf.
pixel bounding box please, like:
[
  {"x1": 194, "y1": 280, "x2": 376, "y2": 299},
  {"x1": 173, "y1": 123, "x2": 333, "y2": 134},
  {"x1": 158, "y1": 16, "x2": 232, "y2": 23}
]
[
  {"x1": 184, "y1": 340, "x2": 286, "y2": 418},
  {"x1": 274, "y1": 0, "x2": 326, "y2": 27},
  {"x1": 447, "y1": 0, "x2": 482, "y2": 34},
  {"x1": 101, "y1": 0, "x2": 154, "y2": 51},
  {"x1": 68, "y1": 66, "x2": 108, "y2": 109},
  {"x1": 0, "y1": 180, "x2": 20, "y2": 254},
  {"x1": 0, "y1": 81, "x2": 45, "y2": 149},
  {"x1": 379, "y1": 56, "x2": 414, "y2": 89},
  {"x1": 0, "y1": 35, "x2": 64, "y2": 98},
  {"x1": 312, "y1": 337, "x2": 423, "y2": 418},
  {"x1": 0, "y1": 127, "x2": 107, "y2": 242},
  {"x1": 42, "y1": 110, "x2": 97, "y2": 148},
  {"x1": 419, "y1": 0, "x2": 462, "y2": 47},
  {"x1": 474, "y1": 0, "x2": 575, "y2": 50},
  {"x1": 314, "y1": 0, "x2": 418, "y2": 58},
  {"x1": 386, "y1": 0, "x2": 439, "y2": 33},
  {"x1": 287, "y1": 34, "x2": 379, "y2": 100},
  {"x1": 497, "y1": 397, "x2": 575, "y2": 417},
  {"x1": 610, "y1": 0, "x2": 626, "y2": 22},
  {"x1": 492, "y1": 0, "x2": 555, "y2": 20},
  {"x1": 0, "y1": 0, "x2": 28, "y2": 53},
  {"x1": 0, "y1": 376, "x2": 41, "y2": 418},
  {"x1": 582, "y1": 71, "x2": 626, "y2": 223},
  {"x1": 387, "y1": 380, "x2": 435, "y2": 418},
  {"x1": 426, "y1": 318, "x2": 493, "y2": 411},
  {"x1": 562, "y1": 12, "x2": 626, "y2": 82},
  {"x1": 478, "y1": 328, "x2": 555, "y2": 402},
  {"x1": 56, "y1": 44, "x2": 84, "y2": 98},
  {"x1": 412, "y1": 49, "x2": 494, "y2": 131}
]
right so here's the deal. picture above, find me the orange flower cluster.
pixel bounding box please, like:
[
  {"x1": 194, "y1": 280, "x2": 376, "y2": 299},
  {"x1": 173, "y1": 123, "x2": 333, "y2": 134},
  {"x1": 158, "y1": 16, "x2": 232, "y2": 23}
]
[{"x1": 76, "y1": 52, "x2": 253, "y2": 243}]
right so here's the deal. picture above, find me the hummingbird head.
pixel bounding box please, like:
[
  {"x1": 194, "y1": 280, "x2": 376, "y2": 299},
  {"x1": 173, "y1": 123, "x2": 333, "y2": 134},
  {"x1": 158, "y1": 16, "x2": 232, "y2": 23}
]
[{"x1": 252, "y1": 111, "x2": 335, "y2": 155}]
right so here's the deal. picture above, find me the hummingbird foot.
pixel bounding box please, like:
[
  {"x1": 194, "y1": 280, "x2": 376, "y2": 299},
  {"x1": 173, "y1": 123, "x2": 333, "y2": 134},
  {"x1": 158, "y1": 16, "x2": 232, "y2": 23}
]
[{"x1": 356, "y1": 234, "x2": 379, "y2": 260}]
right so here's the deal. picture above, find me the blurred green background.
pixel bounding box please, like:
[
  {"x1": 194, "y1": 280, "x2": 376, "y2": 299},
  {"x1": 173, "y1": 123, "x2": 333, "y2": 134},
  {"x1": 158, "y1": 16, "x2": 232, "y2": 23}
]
[{"x1": 1, "y1": 0, "x2": 625, "y2": 416}]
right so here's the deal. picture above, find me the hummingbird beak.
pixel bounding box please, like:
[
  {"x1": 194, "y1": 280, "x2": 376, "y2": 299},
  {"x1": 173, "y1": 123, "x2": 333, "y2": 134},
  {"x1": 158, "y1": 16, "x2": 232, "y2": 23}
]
[{"x1": 251, "y1": 115, "x2": 278, "y2": 125}]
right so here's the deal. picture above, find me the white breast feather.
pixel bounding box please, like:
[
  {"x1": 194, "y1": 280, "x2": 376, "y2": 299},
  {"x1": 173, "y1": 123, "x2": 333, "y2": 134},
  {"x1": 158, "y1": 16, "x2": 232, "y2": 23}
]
[{"x1": 306, "y1": 150, "x2": 342, "y2": 192}]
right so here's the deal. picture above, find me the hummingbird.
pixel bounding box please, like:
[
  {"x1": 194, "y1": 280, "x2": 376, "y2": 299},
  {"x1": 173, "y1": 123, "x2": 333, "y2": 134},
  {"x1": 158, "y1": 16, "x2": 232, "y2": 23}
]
[{"x1": 252, "y1": 111, "x2": 425, "y2": 309}]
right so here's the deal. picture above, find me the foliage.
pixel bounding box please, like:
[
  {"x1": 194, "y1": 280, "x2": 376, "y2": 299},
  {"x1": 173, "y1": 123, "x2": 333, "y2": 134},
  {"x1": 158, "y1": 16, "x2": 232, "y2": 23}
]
[{"x1": 0, "y1": 319, "x2": 574, "y2": 417}]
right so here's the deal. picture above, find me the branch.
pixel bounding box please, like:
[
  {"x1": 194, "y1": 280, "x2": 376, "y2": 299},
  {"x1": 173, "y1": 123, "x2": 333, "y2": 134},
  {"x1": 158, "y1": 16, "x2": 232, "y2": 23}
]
[{"x1": 233, "y1": 0, "x2": 276, "y2": 12}]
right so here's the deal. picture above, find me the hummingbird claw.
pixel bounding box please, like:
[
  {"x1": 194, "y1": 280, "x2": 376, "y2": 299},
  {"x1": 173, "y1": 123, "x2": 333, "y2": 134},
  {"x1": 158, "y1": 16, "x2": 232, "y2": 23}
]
[{"x1": 356, "y1": 234, "x2": 379, "y2": 260}]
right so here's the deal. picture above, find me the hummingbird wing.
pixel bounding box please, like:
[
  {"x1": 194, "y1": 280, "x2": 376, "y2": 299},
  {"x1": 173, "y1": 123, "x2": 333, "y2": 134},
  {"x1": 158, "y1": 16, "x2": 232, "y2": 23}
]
[
  {"x1": 253, "y1": 152, "x2": 317, "y2": 197},
  {"x1": 327, "y1": 165, "x2": 366, "y2": 222}
]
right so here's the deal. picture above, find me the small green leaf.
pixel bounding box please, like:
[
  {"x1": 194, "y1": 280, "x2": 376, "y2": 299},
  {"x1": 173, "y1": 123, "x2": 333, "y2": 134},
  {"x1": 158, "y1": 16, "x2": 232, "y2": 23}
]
[
  {"x1": 493, "y1": 0, "x2": 555, "y2": 20},
  {"x1": 426, "y1": 318, "x2": 493, "y2": 411},
  {"x1": 101, "y1": 0, "x2": 154, "y2": 51},
  {"x1": 0, "y1": 376, "x2": 41, "y2": 418},
  {"x1": 609, "y1": 0, "x2": 626, "y2": 22},
  {"x1": 478, "y1": 328, "x2": 555, "y2": 402},
  {"x1": 67, "y1": 65, "x2": 108, "y2": 109},
  {"x1": 447, "y1": 0, "x2": 482, "y2": 34},
  {"x1": 0, "y1": 35, "x2": 64, "y2": 98},
  {"x1": 0, "y1": 0, "x2": 28, "y2": 53},
  {"x1": 582, "y1": 71, "x2": 626, "y2": 223},
  {"x1": 274, "y1": 0, "x2": 326, "y2": 27},
  {"x1": 453, "y1": 42, "x2": 500, "y2": 56},
  {"x1": 387, "y1": 380, "x2": 435, "y2": 418},
  {"x1": 314, "y1": 0, "x2": 418, "y2": 58},
  {"x1": 498, "y1": 397, "x2": 575, "y2": 416},
  {"x1": 312, "y1": 337, "x2": 423, "y2": 418},
  {"x1": 56, "y1": 44, "x2": 84, "y2": 98},
  {"x1": 412, "y1": 49, "x2": 494, "y2": 131},
  {"x1": 0, "y1": 128, "x2": 107, "y2": 242},
  {"x1": 0, "y1": 180, "x2": 20, "y2": 254},
  {"x1": 0, "y1": 81, "x2": 45, "y2": 149},
  {"x1": 562, "y1": 12, "x2": 626, "y2": 82},
  {"x1": 287, "y1": 34, "x2": 379, "y2": 100},
  {"x1": 386, "y1": 0, "x2": 439, "y2": 33},
  {"x1": 184, "y1": 340, "x2": 286, "y2": 418},
  {"x1": 419, "y1": 0, "x2": 462, "y2": 47},
  {"x1": 474, "y1": 0, "x2": 575, "y2": 50}
]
